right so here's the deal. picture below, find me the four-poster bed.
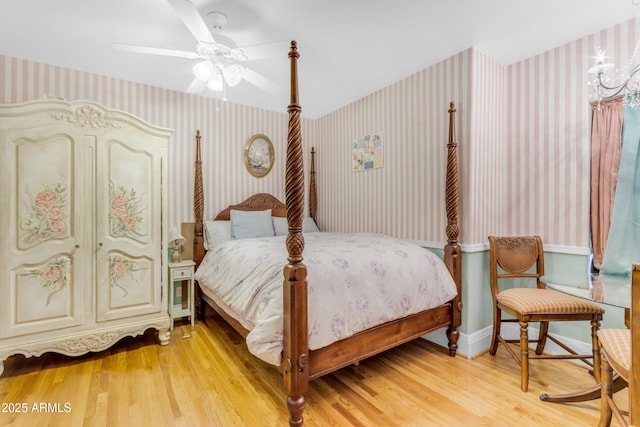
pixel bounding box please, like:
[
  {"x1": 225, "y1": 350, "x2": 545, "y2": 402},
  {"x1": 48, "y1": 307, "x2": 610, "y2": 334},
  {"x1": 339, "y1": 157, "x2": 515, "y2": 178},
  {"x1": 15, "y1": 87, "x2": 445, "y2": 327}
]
[{"x1": 192, "y1": 41, "x2": 462, "y2": 426}]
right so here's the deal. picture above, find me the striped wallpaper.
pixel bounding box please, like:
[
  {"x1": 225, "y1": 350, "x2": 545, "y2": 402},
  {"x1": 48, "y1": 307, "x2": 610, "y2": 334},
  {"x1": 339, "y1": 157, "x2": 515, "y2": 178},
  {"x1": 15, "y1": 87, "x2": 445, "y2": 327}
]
[
  {"x1": 467, "y1": 49, "x2": 506, "y2": 245},
  {"x1": 315, "y1": 18, "x2": 639, "y2": 248},
  {"x1": 314, "y1": 49, "x2": 471, "y2": 244},
  {"x1": 1, "y1": 17, "x2": 637, "y2": 249},
  {"x1": 0, "y1": 55, "x2": 315, "y2": 230},
  {"x1": 504, "y1": 17, "x2": 638, "y2": 248}
]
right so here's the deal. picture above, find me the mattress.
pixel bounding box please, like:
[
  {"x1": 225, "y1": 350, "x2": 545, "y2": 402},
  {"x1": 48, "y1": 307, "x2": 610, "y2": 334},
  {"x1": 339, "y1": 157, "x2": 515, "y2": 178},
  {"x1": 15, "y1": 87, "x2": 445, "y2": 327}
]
[{"x1": 194, "y1": 232, "x2": 458, "y2": 365}]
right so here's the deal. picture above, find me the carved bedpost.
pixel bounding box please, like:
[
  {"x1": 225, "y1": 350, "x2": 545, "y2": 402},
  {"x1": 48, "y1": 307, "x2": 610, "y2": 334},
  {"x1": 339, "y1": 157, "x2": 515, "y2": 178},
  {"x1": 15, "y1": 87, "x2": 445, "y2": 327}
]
[
  {"x1": 193, "y1": 130, "x2": 205, "y2": 318},
  {"x1": 282, "y1": 40, "x2": 309, "y2": 427},
  {"x1": 193, "y1": 130, "x2": 204, "y2": 268},
  {"x1": 444, "y1": 102, "x2": 462, "y2": 356},
  {"x1": 309, "y1": 147, "x2": 317, "y2": 225},
  {"x1": 193, "y1": 130, "x2": 205, "y2": 267}
]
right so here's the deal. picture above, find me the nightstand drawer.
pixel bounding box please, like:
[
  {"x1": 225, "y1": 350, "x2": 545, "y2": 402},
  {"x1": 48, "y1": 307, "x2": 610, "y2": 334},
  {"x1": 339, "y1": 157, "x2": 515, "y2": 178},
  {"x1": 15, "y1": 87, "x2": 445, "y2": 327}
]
[{"x1": 171, "y1": 267, "x2": 193, "y2": 280}]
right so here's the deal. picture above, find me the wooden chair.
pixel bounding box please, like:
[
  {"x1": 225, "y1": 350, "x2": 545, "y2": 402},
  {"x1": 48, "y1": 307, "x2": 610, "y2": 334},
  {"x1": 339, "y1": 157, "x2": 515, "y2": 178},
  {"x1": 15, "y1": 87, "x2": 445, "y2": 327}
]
[
  {"x1": 597, "y1": 263, "x2": 639, "y2": 427},
  {"x1": 488, "y1": 235, "x2": 605, "y2": 392}
]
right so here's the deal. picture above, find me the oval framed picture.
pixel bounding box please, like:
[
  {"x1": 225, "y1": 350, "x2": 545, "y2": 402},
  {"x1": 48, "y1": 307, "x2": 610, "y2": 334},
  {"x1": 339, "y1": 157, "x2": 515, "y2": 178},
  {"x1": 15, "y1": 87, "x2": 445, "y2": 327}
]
[{"x1": 244, "y1": 134, "x2": 274, "y2": 178}]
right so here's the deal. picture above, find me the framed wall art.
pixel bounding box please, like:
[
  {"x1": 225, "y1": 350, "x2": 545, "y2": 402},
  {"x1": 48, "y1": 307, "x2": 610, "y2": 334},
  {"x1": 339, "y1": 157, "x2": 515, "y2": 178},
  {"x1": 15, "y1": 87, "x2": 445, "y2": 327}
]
[
  {"x1": 352, "y1": 132, "x2": 383, "y2": 172},
  {"x1": 244, "y1": 134, "x2": 274, "y2": 178}
]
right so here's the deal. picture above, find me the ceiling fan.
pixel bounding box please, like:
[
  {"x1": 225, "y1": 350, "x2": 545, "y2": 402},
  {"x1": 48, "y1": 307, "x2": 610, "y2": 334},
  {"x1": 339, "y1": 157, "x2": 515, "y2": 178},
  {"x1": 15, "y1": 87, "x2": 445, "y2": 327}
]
[{"x1": 113, "y1": 0, "x2": 277, "y2": 95}]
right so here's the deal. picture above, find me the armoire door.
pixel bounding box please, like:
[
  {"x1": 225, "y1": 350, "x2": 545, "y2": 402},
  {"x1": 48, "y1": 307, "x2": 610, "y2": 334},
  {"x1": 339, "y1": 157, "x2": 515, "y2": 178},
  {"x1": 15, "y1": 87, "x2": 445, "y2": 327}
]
[
  {"x1": 0, "y1": 126, "x2": 86, "y2": 338},
  {"x1": 95, "y1": 130, "x2": 164, "y2": 322}
]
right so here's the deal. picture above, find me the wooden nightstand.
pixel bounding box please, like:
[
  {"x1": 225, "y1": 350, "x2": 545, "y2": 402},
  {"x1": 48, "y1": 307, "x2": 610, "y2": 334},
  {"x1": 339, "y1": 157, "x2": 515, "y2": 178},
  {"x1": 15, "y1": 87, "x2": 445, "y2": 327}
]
[{"x1": 168, "y1": 260, "x2": 196, "y2": 332}]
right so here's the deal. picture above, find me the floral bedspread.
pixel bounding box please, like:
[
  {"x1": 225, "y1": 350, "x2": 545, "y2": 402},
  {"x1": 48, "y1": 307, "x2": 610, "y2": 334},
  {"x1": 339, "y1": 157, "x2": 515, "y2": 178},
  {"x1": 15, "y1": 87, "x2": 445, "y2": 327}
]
[{"x1": 194, "y1": 232, "x2": 458, "y2": 366}]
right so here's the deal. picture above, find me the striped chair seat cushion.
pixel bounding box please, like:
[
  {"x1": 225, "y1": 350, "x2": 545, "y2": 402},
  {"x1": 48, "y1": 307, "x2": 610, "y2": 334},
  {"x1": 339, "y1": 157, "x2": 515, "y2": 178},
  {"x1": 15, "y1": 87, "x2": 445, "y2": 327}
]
[
  {"x1": 496, "y1": 288, "x2": 605, "y2": 315},
  {"x1": 597, "y1": 328, "x2": 630, "y2": 381}
]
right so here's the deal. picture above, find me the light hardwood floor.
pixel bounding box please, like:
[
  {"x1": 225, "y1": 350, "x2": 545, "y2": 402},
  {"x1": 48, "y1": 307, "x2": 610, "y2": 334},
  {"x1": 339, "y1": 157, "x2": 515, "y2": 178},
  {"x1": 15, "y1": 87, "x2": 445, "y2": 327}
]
[{"x1": 0, "y1": 311, "x2": 629, "y2": 427}]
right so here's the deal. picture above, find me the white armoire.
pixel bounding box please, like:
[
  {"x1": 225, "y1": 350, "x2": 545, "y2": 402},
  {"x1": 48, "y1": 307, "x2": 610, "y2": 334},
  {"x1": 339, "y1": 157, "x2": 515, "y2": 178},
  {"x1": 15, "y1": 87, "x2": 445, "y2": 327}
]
[{"x1": 0, "y1": 99, "x2": 172, "y2": 375}]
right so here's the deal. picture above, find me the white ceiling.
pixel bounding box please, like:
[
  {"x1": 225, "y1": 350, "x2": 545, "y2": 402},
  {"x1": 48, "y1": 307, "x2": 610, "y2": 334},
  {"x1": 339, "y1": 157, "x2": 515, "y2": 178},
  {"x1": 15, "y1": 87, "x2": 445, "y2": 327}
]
[{"x1": 1, "y1": 0, "x2": 638, "y2": 118}]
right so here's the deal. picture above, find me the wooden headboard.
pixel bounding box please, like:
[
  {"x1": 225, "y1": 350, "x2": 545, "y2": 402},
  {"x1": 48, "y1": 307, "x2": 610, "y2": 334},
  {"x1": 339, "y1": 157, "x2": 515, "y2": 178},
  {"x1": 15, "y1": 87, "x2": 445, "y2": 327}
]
[{"x1": 213, "y1": 193, "x2": 287, "y2": 220}]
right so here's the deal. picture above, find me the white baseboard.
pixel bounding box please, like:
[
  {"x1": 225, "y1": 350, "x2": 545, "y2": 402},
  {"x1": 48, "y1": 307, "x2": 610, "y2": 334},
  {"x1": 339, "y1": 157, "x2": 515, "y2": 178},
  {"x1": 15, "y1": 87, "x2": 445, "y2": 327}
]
[
  {"x1": 422, "y1": 323, "x2": 592, "y2": 360},
  {"x1": 421, "y1": 326, "x2": 491, "y2": 358}
]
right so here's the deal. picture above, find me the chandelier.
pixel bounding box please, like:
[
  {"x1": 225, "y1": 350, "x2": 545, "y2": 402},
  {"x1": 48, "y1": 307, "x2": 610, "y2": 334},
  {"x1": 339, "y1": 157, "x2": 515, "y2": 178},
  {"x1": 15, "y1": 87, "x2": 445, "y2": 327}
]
[
  {"x1": 589, "y1": 3, "x2": 640, "y2": 107},
  {"x1": 589, "y1": 46, "x2": 640, "y2": 107}
]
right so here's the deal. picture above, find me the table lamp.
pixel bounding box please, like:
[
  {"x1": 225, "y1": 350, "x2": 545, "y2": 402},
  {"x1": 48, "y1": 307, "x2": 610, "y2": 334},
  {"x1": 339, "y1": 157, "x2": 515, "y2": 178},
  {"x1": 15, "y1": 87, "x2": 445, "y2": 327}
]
[{"x1": 168, "y1": 226, "x2": 185, "y2": 263}]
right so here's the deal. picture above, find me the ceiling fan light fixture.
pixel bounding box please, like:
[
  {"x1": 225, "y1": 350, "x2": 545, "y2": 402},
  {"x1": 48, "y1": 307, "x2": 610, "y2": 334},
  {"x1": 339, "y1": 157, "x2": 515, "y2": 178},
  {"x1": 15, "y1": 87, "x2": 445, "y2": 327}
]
[
  {"x1": 193, "y1": 60, "x2": 213, "y2": 81},
  {"x1": 207, "y1": 73, "x2": 224, "y2": 92},
  {"x1": 222, "y1": 64, "x2": 244, "y2": 87}
]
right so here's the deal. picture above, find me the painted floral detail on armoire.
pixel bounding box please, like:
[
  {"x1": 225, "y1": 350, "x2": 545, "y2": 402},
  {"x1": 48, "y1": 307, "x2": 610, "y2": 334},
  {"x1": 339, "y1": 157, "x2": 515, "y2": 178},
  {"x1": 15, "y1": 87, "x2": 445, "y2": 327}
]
[
  {"x1": 109, "y1": 255, "x2": 138, "y2": 297},
  {"x1": 20, "y1": 183, "x2": 68, "y2": 243},
  {"x1": 109, "y1": 182, "x2": 145, "y2": 237},
  {"x1": 27, "y1": 256, "x2": 71, "y2": 305}
]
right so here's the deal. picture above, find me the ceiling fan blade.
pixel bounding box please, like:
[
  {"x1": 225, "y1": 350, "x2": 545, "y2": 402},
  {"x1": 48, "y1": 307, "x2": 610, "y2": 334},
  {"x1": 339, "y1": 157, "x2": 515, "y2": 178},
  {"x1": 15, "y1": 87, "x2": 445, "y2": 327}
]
[
  {"x1": 186, "y1": 78, "x2": 207, "y2": 93},
  {"x1": 242, "y1": 68, "x2": 280, "y2": 93},
  {"x1": 113, "y1": 43, "x2": 201, "y2": 59},
  {"x1": 166, "y1": 0, "x2": 215, "y2": 44},
  {"x1": 239, "y1": 41, "x2": 288, "y2": 61}
]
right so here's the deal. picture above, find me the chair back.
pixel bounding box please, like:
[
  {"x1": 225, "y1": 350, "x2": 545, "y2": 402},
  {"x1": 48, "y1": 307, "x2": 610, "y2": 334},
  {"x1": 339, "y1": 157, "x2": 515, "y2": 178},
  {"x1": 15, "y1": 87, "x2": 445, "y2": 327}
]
[{"x1": 488, "y1": 236, "x2": 545, "y2": 299}]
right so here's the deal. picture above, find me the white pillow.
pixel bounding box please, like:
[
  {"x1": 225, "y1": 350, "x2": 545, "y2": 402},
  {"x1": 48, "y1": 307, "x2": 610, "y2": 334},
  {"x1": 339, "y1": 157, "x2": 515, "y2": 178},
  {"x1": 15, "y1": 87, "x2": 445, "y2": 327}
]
[
  {"x1": 303, "y1": 217, "x2": 320, "y2": 233},
  {"x1": 230, "y1": 209, "x2": 275, "y2": 239},
  {"x1": 273, "y1": 216, "x2": 288, "y2": 236},
  {"x1": 204, "y1": 220, "x2": 232, "y2": 250},
  {"x1": 273, "y1": 216, "x2": 319, "y2": 235}
]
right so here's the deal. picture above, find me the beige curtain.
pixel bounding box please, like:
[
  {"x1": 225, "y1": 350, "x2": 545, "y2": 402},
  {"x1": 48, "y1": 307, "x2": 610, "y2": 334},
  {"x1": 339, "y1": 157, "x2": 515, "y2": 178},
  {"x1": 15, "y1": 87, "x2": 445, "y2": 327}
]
[{"x1": 590, "y1": 99, "x2": 623, "y2": 269}]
